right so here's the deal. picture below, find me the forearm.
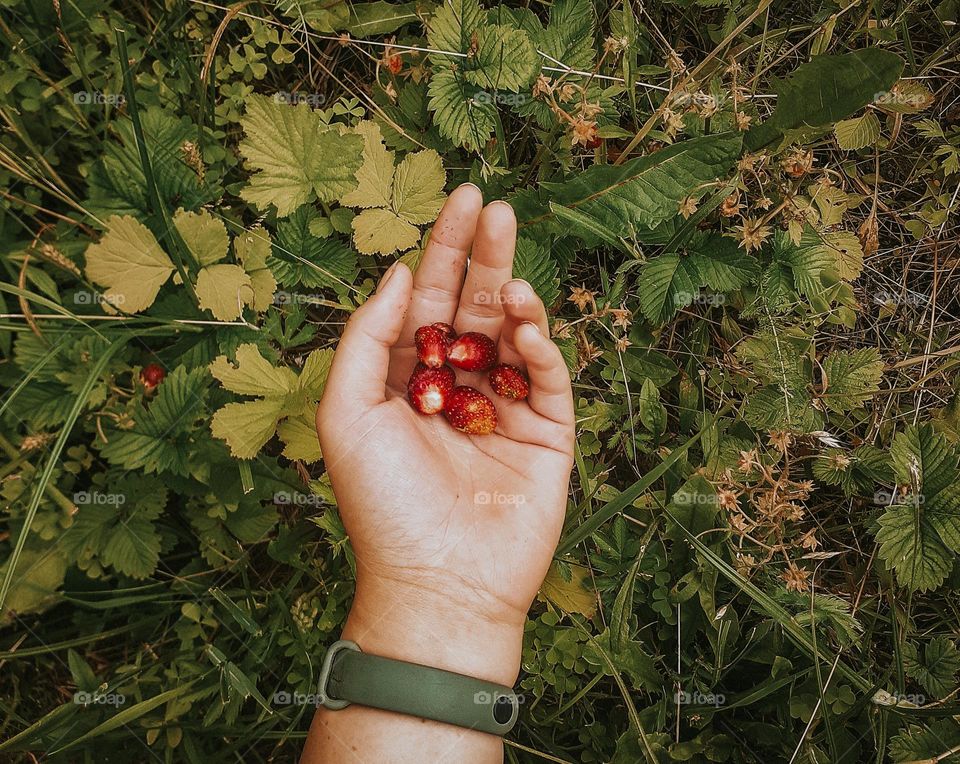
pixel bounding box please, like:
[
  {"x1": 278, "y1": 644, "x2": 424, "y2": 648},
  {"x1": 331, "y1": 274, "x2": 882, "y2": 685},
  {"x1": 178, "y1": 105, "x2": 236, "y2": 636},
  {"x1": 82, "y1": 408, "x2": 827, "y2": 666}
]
[{"x1": 302, "y1": 579, "x2": 524, "y2": 764}]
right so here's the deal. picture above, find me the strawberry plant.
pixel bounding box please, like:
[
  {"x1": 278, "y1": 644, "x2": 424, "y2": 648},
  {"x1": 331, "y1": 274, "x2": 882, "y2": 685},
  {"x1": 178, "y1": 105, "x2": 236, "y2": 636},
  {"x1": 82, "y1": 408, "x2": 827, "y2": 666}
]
[{"x1": 1, "y1": 0, "x2": 959, "y2": 761}]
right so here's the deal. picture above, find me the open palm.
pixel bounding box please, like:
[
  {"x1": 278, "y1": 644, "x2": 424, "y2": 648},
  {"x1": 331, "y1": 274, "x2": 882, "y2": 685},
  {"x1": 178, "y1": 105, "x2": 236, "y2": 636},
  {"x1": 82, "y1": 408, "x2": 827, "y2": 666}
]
[{"x1": 316, "y1": 184, "x2": 574, "y2": 629}]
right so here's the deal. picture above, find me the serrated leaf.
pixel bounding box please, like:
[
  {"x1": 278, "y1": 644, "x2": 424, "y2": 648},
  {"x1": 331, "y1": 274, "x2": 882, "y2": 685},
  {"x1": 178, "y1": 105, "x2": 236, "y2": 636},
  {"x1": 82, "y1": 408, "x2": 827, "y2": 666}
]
[
  {"x1": 686, "y1": 234, "x2": 760, "y2": 291},
  {"x1": 210, "y1": 398, "x2": 287, "y2": 459},
  {"x1": 538, "y1": 560, "x2": 597, "y2": 617},
  {"x1": 876, "y1": 424, "x2": 960, "y2": 591},
  {"x1": 352, "y1": 208, "x2": 421, "y2": 255},
  {"x1": 101, "y1": 514, "x2": 161, "y2": 579},
  {"x1": 820, "y1": 348, "x2": 884, "y2": 412},
  {"x1": 196, "y1": 264, "x2": 253, "y2": 321},
  {"x1": 637, "y1": 253, "x2": 698, "y2": 324},
  {"x1": 271, "y1": 206, "x2": 358, "y2": 288},
  {"x1": 173, "y1": 209, "x2": 229, "y2": 266},
  {"x1": 210, "y1": 344, "x2": 297, "y2": 397},
  {"x1": 427, "y1": 0, "x2": 485, "y2": 56},
  {"x1": 903, "y1": 637, "x2": 960, "y2": 698},
  {"x1": 513, "y1": 236, "x2": 560, "y2": 306},
  {"x1": 835, "y1": 111, "x2": 881, "y2": 150},
  {"x1": 464, "y1": 25, "x2": 538, "y2": 92},
  {"x1": 277, "y1": 414, "x2": 322, "y2": 461},
  {"x1": 341, "y1": 121, "x2": 394, "y2": 209},
  {"x1": 239, "y1": 94, "x2": 363, "y2": 215},
  {"x1": 427, "y1": 68, "x2": 498, "y2": 151},
  {"x1": 234, "y1": 225, "x2": 278, "y2": 312},
  {"x1": 84, "y1": 216, "x2": 175, "y2": 313},
  {"x1": 393, "y1": 149, "x2": 446, "y2": 224}
]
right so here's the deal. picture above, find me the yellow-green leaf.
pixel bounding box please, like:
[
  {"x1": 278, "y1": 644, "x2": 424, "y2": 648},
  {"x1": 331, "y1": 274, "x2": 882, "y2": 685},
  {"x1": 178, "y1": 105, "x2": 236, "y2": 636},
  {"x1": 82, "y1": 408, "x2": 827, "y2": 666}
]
[
  {"x1": 834, "y1": 112, "x2": 881, "y2": 150},
  {"x1": 210, "y1": 398, "x2": 286, "y2": 459},
  {"x1": 195, "y1": 264, "x2": 252, "y2": 321},
  {"x1": 297, "y1": 348, "x2": 335, "y2": 398},
  {"x1": 393, "y1": 149, "x2": 446, "y2": 224},
  {"x1": 341, "y1": 121, "x2": 395, "y2": 209},
  {"x1": 352, "y1": 207, "x2": 421, "y2": 255},
  {"x1": 277, "y1": 414, "x2": 322, "y2": 462},
  {"x1": 173, "y1": 209, "x2": 230, "y2": 266},
  {"x1": 234, "y1": 225, "x2": 277, "y2": 311},
  {"x1": 84, "y1": 216, "x2": 175, "y2": 313},
  {"x1": 538, "y1": 561, "x2": 598, "y2": 617},
  {"x1": 209, "y1": 344, "x2": 298, "y2": 397}
]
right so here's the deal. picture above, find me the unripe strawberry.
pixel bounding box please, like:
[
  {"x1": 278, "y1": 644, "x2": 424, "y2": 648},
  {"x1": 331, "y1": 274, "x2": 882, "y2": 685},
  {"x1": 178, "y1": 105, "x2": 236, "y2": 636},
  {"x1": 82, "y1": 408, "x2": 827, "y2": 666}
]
[
  {"x1": 447, "y1": 332, "x2": 497, "y2": 372},
  {"x1": 140, "y1": 363, "x2": 166, "y2": 390},
  {"x1": 415, "y1": 325, "x2": 450, "y2": 368},
  {"x1": 488, "y1": 364, "x2": 529, "y2": 400},
  {"x1": 407, "y1": 363, "x2": 455, "y2": 415},
  {"x1": 443, "y1": 386, "x2": 497, "y2": 435}
]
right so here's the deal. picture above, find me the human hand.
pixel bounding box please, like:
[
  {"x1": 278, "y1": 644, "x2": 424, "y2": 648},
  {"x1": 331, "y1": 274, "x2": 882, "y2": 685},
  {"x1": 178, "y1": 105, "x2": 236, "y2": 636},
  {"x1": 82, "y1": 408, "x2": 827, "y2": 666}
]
[{"x1": 315, "y1": 184, "x2": 574, "y2": 688}]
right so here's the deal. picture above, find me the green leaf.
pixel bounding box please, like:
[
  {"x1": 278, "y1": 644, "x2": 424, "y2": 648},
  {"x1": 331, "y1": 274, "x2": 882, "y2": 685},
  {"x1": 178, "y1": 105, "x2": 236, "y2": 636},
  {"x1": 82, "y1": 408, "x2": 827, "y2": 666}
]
[
  {"x1": 517, "y1": 133, "x2": 743, "y2": 239},
  {"x1": 538, "y1": 560, "x2": 597, "y2": 617},
  {"x1": 686, "y1": 234, "x2": 760, "y2": 291},
  {"x1": 239, "y1": 94, "x2": 363, "y2": 215},
  {"x1": 637, "y1": 254, "x2": 698, "y2": 324},
  {"x1": 427, "y1": 0, "x2": 485, "y2": 56},
  {"x1": 341, "y1": 121, "x2": 394, "y2": 209},
  {"x1": 84, "y1": 216, "x2": 175, "y2": 313},
  {"x1": 875, "y1": 424, "x2": 960, "y2": 591},
  {"x1": 463, "y1": 25, "x2": 538, "y2": 92},
  {"x1": 512, "y1": 236, "x2": 560, "y2": 306},
  {"x1": 210, "y1": 344, "x2": 297, "y2": 397},
  {"x1": 903, "y1": 637, "x2": 960, "y2": 698},
  {"x1": 820, "y1": 348, "x2": 884, "y2": 413},
  {"x1": 352, "y1": 208, "x2": 421, "y2": 256},
  {"x1": 211, "y1": 398, "x2": 287, "y2": 459},
  {"x1": 834, "y1": 111, "x2": 881, "y2": 150},
  {"x1": 427, "y1": 69, "x2": 498, "y2": 152},
  {"x1": 271, "y1": 206, "x2": 358, "y2": 289},
  {"x1": 101, "y1": 513, "x2": 161, "y2": 579},
  {"x1": 746, "y1": 49, "x2": 903, "y2": 151}
]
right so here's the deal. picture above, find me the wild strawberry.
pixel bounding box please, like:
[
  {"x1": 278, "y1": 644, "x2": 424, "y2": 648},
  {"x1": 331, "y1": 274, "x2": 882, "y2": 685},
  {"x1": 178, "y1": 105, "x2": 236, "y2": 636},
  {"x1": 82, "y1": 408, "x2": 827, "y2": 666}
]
[
  {"x1": 447, "y1": 332, "x2": 497, "y2": 372},
  {"x1": 415, "y1": 324, "x2": 449, "y2": 368},
  {"x1": 431, "y1": 322, "x2": 457, "y2": 343},
  {"x1": 385, "y1": 54, "x2": 403, "y2": 75},
  {"x1": 140, "y1": 363, "x2": 165, "y2": 390},
  {"x1": 488, "y1": 364, "x2": 529, "y2": 400},
  {"x1": 407, "y1": 363, "x2": 455, "y2": 415},
  {"x1": 584, "y1": 135, "x2": 603, "y2": 150},
  {"x1": 443, "y1": 386, "x2": 497, "y2": 435}
]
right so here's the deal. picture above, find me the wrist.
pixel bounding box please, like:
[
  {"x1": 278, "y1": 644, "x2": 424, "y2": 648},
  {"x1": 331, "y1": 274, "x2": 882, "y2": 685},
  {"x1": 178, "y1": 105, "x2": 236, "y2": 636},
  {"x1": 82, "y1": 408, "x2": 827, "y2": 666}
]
[{"x1": 342, "y1": 576, "x2": 524, "y2": 687}]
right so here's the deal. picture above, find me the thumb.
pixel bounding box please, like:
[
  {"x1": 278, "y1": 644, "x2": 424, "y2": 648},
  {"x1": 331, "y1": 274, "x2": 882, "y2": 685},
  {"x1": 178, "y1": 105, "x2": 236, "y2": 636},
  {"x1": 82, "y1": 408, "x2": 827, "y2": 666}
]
[{"x1": 319, "y1": 263, "x2": 412, "y2": 420}]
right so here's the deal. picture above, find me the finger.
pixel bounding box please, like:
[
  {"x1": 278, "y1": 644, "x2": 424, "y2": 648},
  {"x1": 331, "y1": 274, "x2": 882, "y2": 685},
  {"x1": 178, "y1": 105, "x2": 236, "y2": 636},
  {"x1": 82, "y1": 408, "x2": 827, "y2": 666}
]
[
  {"x1": 319, "y1": 264, "x2": 413, "y2": 425},
  {"x1": 497, "y1": 280, "x2": 550, "y2": 367},
  {"x1": 397, "y1": 183, "x2": 483, "y2": 348},
  {"x1": 514, "y1": 322, "x2": 575, "y2": 429},
  {"x1": 454, "y1": 200, "x2": 516, "y2": 339}
]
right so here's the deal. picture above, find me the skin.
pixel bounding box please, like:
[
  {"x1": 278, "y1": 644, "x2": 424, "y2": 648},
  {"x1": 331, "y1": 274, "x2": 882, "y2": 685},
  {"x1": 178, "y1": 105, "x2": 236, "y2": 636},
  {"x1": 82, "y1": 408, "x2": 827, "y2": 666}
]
[{"x1": 302, "y1": 184, "x2": 575, "y2": 763}]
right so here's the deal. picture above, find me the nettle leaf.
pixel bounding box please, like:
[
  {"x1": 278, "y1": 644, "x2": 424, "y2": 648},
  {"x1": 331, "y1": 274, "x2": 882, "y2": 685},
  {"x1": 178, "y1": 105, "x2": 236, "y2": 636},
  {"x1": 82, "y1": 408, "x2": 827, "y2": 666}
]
[
  {"x1": 746, "y1": 49, "x2": 903, "y2": 151},
  {"x1": 463, "y1": 25, "x2": 538, "y2": 92},
  {"x1": 427, "y1": 68, "x2": 498, "y2": 151},
  {"x1": 512, "y1": 236, "x2": 560, "y2": 306},
  {"x1": 875, "y1": 424, "x2": 960, "y2": 592},
  {"x1": 346, "y1": 122, "x2": 447, "y2": 255},
  {"x1": 84, "y1": 215, "x2": 175, "y2": 313},
  {"x1": 903, "y1": 637, "x2": 960, "y2": 698},
  {"x1": 834, "y1": 111, "x2": 881, "y2": 150},
  {"x1": 271, "y1": 205, "x2": 358, "y2": 289},
  {"x1": 517, "y1": 132, "x2": 742, "y2": 240},
  {"x1": 209, "y1": 344, "x2": 330, "y2": 460},
  {"x1": 239, "y1": 93, "x2": 363, "y2": 216},
  {"x1": 820, "y1": 348, "x2": 884, "y2": 413}
]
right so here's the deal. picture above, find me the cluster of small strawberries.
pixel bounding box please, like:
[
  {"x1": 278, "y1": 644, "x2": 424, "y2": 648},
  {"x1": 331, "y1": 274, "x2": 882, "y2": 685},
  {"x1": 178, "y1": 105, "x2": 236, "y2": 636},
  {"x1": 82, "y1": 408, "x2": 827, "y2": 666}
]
[{"x1": 407, "y1": 323, "x2": 529, "y2": 435}]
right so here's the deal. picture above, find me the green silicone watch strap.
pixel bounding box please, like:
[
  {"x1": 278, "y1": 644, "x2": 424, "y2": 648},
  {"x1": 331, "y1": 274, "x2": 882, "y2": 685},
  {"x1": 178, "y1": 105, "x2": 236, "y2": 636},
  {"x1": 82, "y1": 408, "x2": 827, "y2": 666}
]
[{"x1": 317, "y1": 640, "x2": 519, "y2": 736}]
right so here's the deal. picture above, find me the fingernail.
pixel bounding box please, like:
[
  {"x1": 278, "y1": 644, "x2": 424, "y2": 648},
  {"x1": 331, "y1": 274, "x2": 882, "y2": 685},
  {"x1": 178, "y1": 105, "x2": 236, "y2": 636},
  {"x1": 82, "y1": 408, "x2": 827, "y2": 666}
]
[
  {"x1": 521, "y1": 320, "x2": 543, "y2": 337},
  {"x1": 488, "y1": 199, "x2": 513, "y2": 211},
  {"x1": 379, "y1": 261, "x2": 400, "y2": 290},
  {"x1": 505, "y1": 278, "x2": 532, "y2": 290},
  {"x1": 458, "y1": 182, "x2": 482, "y2": 196}
]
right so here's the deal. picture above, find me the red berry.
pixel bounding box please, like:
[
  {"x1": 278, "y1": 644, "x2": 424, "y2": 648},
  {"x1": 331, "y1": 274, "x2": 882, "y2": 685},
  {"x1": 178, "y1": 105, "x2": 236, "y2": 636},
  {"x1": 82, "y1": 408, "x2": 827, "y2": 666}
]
[
  {"x1": 585, "y1": 135, "x2": 603, "y2": 150},
  {"x1": 386, "y1": 54, "x2": 403, "y2": 75},
  {"x1": 488, "y1": 364, "x2": 529, "y2": 400},
  {"x1": 447, "y1": 332, "x2": 497, "y2": 372},
  {"x1": 415, "y1": 325, "x2": 449, "y2": 368},
  {"x1": 407, "y1": 363, "x2": 455, "y2": 415},
  {"x1": 431, "y1": 322, "x2": 457, "y2": 343},
  {"x1": 443, "y1": 386, "x2": 497, "y2": 435},
  {"x1": 140, "y1": 363, "x2": 165, "y2": 389}
]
